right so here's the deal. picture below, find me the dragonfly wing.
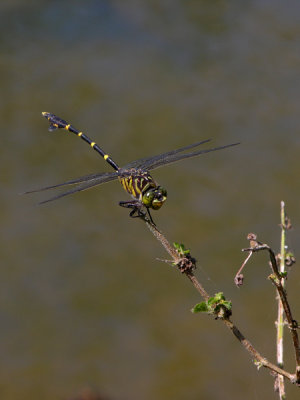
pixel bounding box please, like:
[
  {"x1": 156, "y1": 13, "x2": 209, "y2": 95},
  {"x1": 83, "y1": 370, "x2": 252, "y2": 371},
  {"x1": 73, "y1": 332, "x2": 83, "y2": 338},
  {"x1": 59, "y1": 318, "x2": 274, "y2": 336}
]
[
  {"x1": 145, "y1": 142, "x2": 240, "y2": 171},
  {"x1": 23, "y1": 172, "x2": 118, "y2": 194},
  {"x1": 124, "y1": 139, "x2": 212, "y2": 170},
  {"x1": 38, "y1": 173, "x2": 118, "y2": 204}
]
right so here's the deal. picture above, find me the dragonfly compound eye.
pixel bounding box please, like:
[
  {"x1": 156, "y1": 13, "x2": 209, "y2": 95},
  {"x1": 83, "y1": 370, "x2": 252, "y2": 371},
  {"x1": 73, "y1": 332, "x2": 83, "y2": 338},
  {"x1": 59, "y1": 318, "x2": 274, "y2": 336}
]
[{"x1": 150, "y1": 187, "x2": 167, "y2": 210}]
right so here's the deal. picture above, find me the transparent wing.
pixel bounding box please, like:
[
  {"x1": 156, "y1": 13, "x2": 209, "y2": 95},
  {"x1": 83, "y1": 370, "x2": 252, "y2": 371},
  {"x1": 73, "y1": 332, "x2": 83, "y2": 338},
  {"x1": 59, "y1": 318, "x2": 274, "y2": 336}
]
[
  {"x1": 37, "y1": 173, "x2": 118, "y2": 204},
  {"x1": 23, "y1": 140, "x2": 239, "y2": 204},
  {"x1": 23, "y1": 172, "x2": 118, "y2": 194},
  {"x1": 141, "y1": 142, "x2": 240, "y2": 171},
  {"x1": 124, "y1": 139, "x2": 212, "y2": 170},
  {"x1": 23, "y1": 171, "x2": 118, "y2": 204}
]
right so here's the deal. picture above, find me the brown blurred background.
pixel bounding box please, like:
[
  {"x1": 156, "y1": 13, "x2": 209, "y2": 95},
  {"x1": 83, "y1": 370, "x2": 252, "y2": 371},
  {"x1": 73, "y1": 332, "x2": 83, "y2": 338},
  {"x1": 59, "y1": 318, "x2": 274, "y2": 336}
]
[{"x1": 1, "y1": 1, "x2": 300, "y2": 399}]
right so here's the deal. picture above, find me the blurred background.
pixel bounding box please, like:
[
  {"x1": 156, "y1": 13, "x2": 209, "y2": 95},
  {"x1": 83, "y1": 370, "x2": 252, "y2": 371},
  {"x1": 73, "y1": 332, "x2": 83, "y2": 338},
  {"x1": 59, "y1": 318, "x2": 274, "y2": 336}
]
[{"x1": 1, "y1": 1, "x2": 300, "y2": 399}]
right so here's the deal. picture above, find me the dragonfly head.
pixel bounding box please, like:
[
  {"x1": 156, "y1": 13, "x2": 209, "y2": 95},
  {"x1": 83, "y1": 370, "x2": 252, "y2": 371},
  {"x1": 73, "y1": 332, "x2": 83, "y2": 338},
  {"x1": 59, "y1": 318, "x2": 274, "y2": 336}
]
[{"x1": 142, "y1": 186, "x2": 167, "y2": 210}]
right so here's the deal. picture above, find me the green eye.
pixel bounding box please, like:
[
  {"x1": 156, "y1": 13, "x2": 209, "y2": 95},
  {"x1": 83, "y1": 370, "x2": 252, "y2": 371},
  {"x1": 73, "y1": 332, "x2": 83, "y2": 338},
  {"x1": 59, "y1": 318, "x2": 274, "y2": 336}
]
[
  {"x1": 142, "y1": 187, "x2": 167, "y2": 210},
  {"x1": 143, "y1": 190, "x2": 155, "y2": 207}
]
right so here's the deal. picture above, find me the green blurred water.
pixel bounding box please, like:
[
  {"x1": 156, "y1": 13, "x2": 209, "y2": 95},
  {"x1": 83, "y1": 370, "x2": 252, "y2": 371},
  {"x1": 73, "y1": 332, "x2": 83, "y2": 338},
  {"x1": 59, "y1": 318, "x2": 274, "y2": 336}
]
[{"x1": 1, "y1": 1, "x2": 300, "y2": 399}]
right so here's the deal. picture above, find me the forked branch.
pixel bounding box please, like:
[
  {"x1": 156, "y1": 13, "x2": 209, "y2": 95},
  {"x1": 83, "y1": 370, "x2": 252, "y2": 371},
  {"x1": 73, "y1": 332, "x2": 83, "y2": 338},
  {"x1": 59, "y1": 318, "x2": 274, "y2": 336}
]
[{"x1": 143, "y1": 205, "x2": 300, "y2": 388}]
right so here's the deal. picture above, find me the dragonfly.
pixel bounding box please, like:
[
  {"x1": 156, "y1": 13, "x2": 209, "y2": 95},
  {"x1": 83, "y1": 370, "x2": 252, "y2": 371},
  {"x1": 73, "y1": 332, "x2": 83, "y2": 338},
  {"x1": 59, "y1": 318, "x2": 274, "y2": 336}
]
[{"x1": 25, "y1": 112, "x2": 239, "y2": 224}]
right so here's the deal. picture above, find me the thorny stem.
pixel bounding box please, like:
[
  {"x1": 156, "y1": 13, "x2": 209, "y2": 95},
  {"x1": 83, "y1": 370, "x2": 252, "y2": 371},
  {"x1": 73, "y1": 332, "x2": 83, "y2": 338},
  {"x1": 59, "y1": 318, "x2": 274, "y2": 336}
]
[
  {"x1": 223, "y1": 319, "x2": 295, "y2": 382},
  {"x1": 185, "y1": 270, "x2": 210, "y2": 302},
  {"x1": 242, "y1": 236, "x2": 300, "y2": 385},
  {"x1": 276, "y1": 201, "x2": 287, "y2": 398},
  {"x1": 278, "y1": 203, "x2": 300, "y2": 383},
  {"x1": 255, "y1": 243, "x2": 300, "y2": 383},
  {"x1": 145, "y1": 222, "x2": 209, "y2": 301},
  {"x1": 146, "y1": 221, "x2": 181, "y2": 262},
  {"x1": 144, "y1": 218, "x2": 300, "y2": 387}
]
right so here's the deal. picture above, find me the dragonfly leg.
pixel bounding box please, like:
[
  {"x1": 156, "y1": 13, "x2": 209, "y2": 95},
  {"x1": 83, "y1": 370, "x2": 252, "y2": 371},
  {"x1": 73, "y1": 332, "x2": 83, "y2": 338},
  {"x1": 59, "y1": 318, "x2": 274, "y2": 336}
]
[
  {"x1": 146, "y1": 208, "x2": 155, "y2": 226},
  {"x1": 119, "y1": 201, "x2": 155, "y2": 225}
]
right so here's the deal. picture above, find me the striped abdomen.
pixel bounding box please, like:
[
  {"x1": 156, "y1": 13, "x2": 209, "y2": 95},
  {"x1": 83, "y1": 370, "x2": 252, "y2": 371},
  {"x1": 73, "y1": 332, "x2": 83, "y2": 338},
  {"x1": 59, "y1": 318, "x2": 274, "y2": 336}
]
[{"x1": 118, "y1": 169, "x2": 157, "y2": 201}]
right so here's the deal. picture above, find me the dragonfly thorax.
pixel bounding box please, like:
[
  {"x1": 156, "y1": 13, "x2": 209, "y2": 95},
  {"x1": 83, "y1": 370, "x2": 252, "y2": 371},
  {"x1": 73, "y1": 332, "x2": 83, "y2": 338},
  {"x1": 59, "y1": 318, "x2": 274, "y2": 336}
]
[
  {"x1": 142, "y1": 186, "x2": 167, "y2": 210},
  {"x1": 118, "y1": 169, "x2": 167, "y2": 210}
]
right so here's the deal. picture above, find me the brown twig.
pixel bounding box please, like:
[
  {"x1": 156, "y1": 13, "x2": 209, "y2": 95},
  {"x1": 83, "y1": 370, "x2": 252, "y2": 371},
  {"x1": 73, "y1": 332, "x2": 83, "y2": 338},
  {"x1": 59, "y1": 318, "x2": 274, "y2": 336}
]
[
  {"x1": 241, "y1": 229, "x2": 300, "y2": 386},
  {"x1": 145, "y1": 222, "x2": 209, "y2": 301},
  {"x1": 144, "y1": 220, "x2": 300, "y2": 387},
  {"x1": 276, "y1": 201, "x2": 287, "y2": 398}
]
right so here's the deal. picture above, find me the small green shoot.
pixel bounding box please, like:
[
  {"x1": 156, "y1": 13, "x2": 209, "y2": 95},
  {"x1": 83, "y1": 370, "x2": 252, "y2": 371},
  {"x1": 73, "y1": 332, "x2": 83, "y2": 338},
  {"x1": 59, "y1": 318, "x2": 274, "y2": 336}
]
[
  {"x1": 173, "y1": 242, "x2": 191, "y2": 256},
  {"x1": 192, "y1": 292, "x2": 232, "y2": 319}
]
